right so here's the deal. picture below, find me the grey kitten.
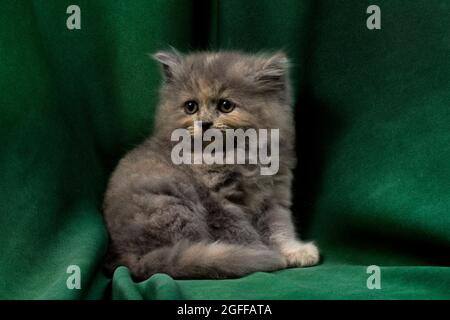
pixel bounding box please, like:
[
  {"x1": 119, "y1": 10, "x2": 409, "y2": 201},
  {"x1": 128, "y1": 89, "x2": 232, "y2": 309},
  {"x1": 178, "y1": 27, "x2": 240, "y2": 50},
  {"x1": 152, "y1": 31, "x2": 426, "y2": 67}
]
[{"x1": 103, "y1": 50, "x2": 319, "y2": 280}]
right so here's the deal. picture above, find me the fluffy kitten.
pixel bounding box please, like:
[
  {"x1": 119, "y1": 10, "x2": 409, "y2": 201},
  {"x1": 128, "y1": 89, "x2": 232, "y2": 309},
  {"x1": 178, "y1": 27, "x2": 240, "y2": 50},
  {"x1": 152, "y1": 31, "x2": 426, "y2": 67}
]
[{"x1": 103, "y1": 49, "x2": 319, "y2": 280}]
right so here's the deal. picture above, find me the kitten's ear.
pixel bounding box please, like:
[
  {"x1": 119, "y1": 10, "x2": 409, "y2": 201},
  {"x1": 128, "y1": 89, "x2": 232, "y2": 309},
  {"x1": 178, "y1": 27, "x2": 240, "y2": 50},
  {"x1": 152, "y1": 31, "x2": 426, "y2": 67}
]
[
  {"x1": 254, "y1": 52, "x2": 290, "y2": 91},
  {"x1": 152, "y1": 48, "x2": 183, "y2": 82}
]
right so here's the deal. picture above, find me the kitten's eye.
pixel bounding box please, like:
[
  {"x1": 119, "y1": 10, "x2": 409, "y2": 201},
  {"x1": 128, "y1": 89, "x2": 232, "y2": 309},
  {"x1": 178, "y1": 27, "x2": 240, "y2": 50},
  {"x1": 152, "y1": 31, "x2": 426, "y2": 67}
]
[
  {"x1": 217, "y1": 99, "x2": 235, "y2": 113},
  {"x1": 183, "y1": 100, "x2": 199, "y2": 114}
]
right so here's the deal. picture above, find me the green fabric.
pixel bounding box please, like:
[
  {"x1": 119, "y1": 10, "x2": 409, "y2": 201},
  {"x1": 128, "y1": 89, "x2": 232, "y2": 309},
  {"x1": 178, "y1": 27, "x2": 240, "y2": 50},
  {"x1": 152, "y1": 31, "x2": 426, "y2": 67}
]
[{"x1": 1, "y1": 0, "x2": 449, "y2": 299}]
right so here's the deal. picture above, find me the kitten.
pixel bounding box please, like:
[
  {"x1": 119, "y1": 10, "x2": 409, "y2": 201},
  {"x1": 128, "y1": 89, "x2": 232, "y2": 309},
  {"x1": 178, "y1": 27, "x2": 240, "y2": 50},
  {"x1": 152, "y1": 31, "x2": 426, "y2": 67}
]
[{"x1": 103, "y1": 49, "x2": 319, "y2": 280}]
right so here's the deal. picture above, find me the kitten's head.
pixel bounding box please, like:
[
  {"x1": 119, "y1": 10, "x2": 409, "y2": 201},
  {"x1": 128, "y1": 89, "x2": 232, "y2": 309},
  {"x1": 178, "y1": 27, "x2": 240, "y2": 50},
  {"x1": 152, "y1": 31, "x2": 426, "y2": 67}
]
[{"x1": 152, "y1": 49, "x2": 294, "y2": 140}]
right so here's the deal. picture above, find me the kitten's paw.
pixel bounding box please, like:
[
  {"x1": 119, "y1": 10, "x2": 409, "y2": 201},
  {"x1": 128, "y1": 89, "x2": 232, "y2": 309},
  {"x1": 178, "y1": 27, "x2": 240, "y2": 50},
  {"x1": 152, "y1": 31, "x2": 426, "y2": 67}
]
[{"x1": 280, "y1": 241, "x2": 320, "y2": 267}]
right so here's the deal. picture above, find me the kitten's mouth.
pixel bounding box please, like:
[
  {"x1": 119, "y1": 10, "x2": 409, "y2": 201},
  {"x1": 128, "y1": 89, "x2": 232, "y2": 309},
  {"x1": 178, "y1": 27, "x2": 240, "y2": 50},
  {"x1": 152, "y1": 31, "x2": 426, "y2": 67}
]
[
  {"x1": 186, "y1": 124, "x2": 252, "y2": 135},
  {"x1": 187, "y1": 125, "x2": 232, "y2": 133}
]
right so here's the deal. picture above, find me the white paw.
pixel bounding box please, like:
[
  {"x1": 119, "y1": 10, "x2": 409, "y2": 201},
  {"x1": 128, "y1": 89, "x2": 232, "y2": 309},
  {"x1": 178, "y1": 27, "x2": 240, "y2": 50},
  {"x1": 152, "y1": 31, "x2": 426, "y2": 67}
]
[{"x1": 280, "y1": 241, "x2": 320, "y2": 267}]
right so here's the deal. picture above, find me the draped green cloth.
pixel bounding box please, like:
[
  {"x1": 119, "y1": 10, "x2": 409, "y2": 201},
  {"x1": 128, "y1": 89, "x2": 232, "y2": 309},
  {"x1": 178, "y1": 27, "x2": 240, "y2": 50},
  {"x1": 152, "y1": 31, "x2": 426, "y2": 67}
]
[{"x1": 1, "y1": 0, "x2": 449, "y2": 299}]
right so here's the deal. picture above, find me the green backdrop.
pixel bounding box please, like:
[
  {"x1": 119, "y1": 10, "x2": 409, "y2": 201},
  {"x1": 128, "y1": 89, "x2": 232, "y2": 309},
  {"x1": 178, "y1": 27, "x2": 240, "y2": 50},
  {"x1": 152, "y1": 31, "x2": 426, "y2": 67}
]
[{"x1": 0, "y1": 0, "x2": 449, "y2": 299}]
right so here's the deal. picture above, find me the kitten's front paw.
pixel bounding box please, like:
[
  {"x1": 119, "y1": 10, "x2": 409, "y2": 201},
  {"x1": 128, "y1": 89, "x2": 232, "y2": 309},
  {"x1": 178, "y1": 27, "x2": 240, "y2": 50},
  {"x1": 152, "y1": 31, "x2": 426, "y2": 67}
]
[{"x1": 280, "y1": 241, "x2": 320, "y2": 267}]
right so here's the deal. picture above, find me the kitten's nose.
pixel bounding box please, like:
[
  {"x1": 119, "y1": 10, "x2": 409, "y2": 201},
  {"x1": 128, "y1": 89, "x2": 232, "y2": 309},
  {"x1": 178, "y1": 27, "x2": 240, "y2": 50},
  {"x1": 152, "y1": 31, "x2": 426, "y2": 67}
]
[{"x1": 200, "y1": 121, "x2": 213, "y2": 130}]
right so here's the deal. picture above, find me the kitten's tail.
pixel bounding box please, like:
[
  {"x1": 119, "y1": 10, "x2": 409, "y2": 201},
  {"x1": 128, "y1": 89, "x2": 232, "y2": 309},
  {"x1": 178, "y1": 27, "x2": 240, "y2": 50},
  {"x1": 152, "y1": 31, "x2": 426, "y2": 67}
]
[{"x1": 117, "y1": 241, "x2": 287, "y2": 280}]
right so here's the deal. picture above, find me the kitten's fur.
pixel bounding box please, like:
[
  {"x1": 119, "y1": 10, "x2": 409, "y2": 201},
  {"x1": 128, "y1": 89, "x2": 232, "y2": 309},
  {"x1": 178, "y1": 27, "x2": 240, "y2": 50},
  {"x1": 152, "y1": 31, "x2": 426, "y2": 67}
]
[{"x1": 103, "y1": 50, "x2": 319, "y2": 280}]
